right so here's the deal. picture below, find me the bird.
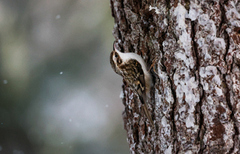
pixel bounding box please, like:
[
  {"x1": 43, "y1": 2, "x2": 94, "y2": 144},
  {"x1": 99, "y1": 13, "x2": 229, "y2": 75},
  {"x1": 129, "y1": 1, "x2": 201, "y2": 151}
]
[{"x1": 110, "y1": 45, "x2": 153, "y2": 125}]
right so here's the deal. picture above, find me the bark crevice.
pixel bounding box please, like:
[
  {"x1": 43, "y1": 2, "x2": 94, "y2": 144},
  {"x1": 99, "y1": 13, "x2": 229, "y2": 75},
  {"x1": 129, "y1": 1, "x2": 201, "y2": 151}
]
[
  {"x1": 224, "y1": 73, "x2": 237, "y2": 154},
  {"x1": 169, "y1": 68, "x2": 178, "y2": 152},
  {"x1": 220, "y1": 2, "x2": 238, "y2": 153},
  {"x1": 218, "y1": 2, "x2": 225, "y2": 37},
  {"x1": 220, "y1": 2, "x2": 231, "y2": 72},
  {"x1": 191, "y1": 20, "x2": 205, "y2": 153}
]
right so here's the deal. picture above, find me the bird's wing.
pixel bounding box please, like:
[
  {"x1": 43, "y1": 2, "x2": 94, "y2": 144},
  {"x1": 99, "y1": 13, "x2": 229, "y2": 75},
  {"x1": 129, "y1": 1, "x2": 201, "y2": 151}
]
[
  {"x1": 122, "y1": 59, "x2": 146, "y2": 97},
  {"x1": 120, "y1": 59, "x2": 153, "y2": 125}
]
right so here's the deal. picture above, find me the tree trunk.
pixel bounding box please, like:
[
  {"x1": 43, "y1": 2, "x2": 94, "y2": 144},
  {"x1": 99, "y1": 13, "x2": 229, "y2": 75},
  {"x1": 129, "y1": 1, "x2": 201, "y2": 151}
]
[{"x1": 110, "y1": 0, "x2": 240, "y2": 153}]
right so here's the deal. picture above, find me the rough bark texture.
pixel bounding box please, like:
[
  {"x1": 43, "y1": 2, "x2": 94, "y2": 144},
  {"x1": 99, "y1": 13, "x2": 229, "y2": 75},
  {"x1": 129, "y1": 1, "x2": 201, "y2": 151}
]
[{"x1": 110, "y1": 0, "x2": 240, "y2": 153}]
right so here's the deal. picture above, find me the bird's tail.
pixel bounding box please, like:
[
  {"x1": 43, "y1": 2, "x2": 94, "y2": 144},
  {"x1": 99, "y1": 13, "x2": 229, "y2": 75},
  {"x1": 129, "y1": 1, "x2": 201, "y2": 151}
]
[
  {"x1": 136, "y1": 88, "x2": 154, "y2": 126},
  {"x1": 142, "y1": 102, "x2": 154, "y2": 126}
]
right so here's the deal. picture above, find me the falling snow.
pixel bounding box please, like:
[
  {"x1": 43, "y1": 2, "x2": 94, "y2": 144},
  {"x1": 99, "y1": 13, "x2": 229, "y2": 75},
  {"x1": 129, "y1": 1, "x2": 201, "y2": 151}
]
[
  {"x1": 56, "y1": 15, "x2": 61, "y2": 19},
  {"x1": 3, "y1": 80, "x2": 8, "y2": 84}
]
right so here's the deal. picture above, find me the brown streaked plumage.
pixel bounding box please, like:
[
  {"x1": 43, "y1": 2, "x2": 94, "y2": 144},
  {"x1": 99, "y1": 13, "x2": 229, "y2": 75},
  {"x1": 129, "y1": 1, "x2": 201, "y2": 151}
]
[{"x1": 110, "y1": 47, "x2": 153, "y2": 125}]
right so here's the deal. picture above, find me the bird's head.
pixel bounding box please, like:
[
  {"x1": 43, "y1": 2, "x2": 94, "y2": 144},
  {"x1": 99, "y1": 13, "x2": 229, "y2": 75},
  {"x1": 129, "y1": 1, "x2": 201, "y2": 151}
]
[{"x1": 110, "y1": 47, "x2": 123, "y2": 75}]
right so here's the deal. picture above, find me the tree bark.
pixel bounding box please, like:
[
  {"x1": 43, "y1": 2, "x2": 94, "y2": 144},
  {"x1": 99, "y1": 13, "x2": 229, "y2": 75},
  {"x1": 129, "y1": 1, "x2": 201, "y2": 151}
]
[{"x1": 110, "y1": 0, "x2": 240, "y2": 153}]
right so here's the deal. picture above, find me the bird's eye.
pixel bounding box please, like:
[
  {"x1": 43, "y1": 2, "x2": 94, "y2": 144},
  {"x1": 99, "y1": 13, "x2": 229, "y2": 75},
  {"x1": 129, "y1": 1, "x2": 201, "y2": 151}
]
[{"x1": 115, "y1": 53, "x2": 118, "y2": 58}]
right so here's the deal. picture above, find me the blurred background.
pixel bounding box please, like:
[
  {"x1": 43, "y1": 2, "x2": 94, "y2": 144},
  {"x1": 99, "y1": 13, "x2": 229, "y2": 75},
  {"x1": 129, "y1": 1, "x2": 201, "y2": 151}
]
[{"x1": 0, "y1": 0, "x2": 129, "y2": 153}]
